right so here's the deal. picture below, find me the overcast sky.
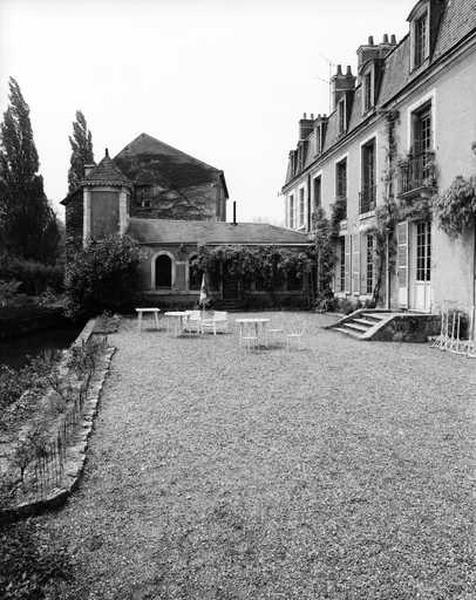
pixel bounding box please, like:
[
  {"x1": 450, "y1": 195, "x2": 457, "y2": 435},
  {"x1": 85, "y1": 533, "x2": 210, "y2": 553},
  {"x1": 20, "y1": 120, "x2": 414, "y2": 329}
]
[{"x1": 0, "y1": 0, "x2": 415, "y2": 225}]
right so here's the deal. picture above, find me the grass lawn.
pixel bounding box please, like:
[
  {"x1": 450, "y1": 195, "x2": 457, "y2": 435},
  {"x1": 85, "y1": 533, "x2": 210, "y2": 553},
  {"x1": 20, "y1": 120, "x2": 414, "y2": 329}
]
[{"x1": 35, "y1": 312, "x2": 474, "y2": 599}]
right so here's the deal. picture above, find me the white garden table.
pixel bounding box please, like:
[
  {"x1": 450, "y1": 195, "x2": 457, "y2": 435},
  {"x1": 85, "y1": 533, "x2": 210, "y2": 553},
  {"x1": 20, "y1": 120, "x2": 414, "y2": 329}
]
[
  {"x1": 164, "y1": 311, "x2": 188, "y2": 337},
  {"x1": 235, "y1": 318, "x2": 270, "y2": 349},
  {"x1": 135, "y1": 308, "x2": 161, "y2": 332}
]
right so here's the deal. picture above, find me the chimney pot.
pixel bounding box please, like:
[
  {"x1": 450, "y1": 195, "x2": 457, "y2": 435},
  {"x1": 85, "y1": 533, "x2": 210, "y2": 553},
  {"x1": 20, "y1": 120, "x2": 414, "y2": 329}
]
[
  {"x1": 368, "y1": 35, "x2": 374, "y2": 45},
  {"x1": 391, "y1": 34, "x2": 397, "y2": 45},
  {"x1": 346, "y1": 65, "x2": 353, "y2": 76},
  {"x1": 105, "y1": 148, "x2": 109, "y2": 158},
  {"x1": 336, "y1": 64, "x2": 343, "y2": 75},
  {"x1": 310, "y1": 113, "x2": 314, "y2": 120},
  {"x1": 383, "y1": 33, "x2": 389, "y2": 44}
]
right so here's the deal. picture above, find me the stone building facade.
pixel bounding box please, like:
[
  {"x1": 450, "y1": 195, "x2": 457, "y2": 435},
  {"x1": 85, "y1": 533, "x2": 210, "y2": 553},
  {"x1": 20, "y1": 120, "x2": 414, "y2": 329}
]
[
  {"x1": 282, "y1": 0, "x2": 476, "y2": 314},
  {"x1": 62, "y1": 133, "x2": 311, "y2": 308}
]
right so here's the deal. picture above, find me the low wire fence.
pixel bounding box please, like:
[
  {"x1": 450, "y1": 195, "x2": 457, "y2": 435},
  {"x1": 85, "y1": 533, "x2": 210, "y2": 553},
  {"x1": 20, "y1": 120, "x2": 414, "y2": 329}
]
[
  {"x1": 4, "y1": 335, "x2": 109, "y2": 504},
  {"x1": 431, "y1": 302, "x2": 475, "y2": 358}
]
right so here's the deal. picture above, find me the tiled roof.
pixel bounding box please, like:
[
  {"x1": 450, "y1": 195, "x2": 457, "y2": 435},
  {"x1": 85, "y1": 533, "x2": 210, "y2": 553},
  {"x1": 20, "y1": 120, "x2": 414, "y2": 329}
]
[
  {"x1": 378, "y1": 36, "x2": 411, "y2": 105},
  {"x1": 83, "y1": 151, "x2": 132, "y2": 187},
  {"x1": 285, "y1": 0, "x2": 476, "y2": 187},
  {"x1": 114, "y1": 133, "x2": 227, "y2": 193},
  {"x1": 127, "y1": 218, "x2": 311, "y2": 245},
  {"x1": 433, "y1": 0, "x2": 476, "y2": 59}
]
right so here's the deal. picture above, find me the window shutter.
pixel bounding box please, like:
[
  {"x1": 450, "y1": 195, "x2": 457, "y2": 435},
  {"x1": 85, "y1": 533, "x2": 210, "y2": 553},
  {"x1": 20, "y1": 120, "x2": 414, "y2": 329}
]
[
  {"x1": 344, "y1": 234, "x2": 351, "y2": 293},
  {"x1": 352, "y1": 233, "x2": 361, "y2": 294},
  {"x1": 397, "y1": 221, "x2": 409, "y2": 308}
]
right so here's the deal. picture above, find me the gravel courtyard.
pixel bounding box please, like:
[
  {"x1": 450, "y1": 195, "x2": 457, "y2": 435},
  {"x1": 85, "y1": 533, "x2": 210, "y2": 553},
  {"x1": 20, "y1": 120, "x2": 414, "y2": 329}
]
[{"x1": 38, "y1": 312, "x2": 474, "y2": 599}]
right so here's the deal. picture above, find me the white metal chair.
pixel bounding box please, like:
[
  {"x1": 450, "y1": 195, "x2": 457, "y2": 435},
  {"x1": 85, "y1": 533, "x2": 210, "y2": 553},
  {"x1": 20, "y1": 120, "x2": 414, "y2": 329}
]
[
  {"x1": 285, "y1": 319, "x2": 305, "y2": 351},
  {"x1": 202, "y1": 311, "x2": 229, "y2": 335},
  {"x1": 237, "y1": 321, "x2": 258, "y2": 352},
  {"x1": 266, "y1": 322, "x2": 284, "y2": 347},
  {"x1": 183, "y1": 310, "x2": 203, "y2": 335}
]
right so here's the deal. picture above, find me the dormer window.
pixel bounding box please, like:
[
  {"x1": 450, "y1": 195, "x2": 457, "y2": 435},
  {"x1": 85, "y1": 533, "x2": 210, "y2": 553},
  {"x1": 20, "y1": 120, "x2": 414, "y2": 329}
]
[
  {"x1": 315, "y1": 127, "x2": 321, "y2": 155},
  {"x1": 409, "y1": 2, "x2": 429, "y2": 71},
  {"x1": 363, "y1": 70, "x2": 373, "y2": 113},
  {"x1": 337, "y1": 98, "x2": 346, "y2": 134},
  {"x1": 414, "y1": 12, "x2": 428, "y2": 67}
]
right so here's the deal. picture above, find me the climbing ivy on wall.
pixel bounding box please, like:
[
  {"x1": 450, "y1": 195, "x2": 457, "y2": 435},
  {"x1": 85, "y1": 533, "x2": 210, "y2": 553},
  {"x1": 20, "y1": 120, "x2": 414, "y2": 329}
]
[
  {"x1": 433, "y1": 175, "x2": 476, "y2": 237},
  {"x1": 191, "y1": 245, "x2": 312, "y2": 292}
]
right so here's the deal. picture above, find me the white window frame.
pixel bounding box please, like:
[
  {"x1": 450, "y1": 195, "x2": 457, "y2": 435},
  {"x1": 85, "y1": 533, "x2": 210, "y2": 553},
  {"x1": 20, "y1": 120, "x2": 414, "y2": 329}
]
[
  {"x1": 311, "y1": 170, "x2": 323, "y2": 212},
  {"x1": 359, "y1": 133, "x2": 379, "y2": 215},
  {"x1": 337, "y1": 97, "x2": 347, "y2": 134},
  {"x1": 298, "y1": 185, "x2": 306, "y2": 229},
  {"x1": 409, "y1": 2, "x2": 430, "y2": 71},
  {"x1": 362, "y1": 64, "x2": 375, "y2": 114},
  {"x1": 334, "y1": 152, "x2": 349, "y2": 200},
  {"x1": 406, "y1": 89, "x2": 436, "y2": 153}
]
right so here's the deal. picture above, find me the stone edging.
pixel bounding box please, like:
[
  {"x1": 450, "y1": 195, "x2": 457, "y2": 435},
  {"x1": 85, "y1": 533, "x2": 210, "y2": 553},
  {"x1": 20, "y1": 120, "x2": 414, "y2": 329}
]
[{"x1": 0, "y1": 319, "x2": 116, "y2": 524}]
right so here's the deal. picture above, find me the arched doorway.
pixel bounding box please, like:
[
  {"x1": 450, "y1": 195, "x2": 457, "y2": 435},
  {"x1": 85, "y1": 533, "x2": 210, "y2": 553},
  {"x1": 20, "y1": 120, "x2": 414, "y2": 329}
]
[{"x1": 155, "y1": 254, "x2": 172, "y2": 289}]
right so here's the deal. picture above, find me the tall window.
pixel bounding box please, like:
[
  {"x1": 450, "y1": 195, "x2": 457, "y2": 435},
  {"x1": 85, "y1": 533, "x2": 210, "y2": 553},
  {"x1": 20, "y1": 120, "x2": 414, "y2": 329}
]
[
  {"x1": 414, "y1": 12, "x2": 427, "y2": 68},
  {"x1": 315, "y1": 127, "x2": 321, "y2": 154},
  {"x1": 298, "y1": 188, "x2": 305, "y2": 227},
  {"x1": 336, "y1": 159, "x2": 347, "y2": 219},
  {"x1": 366, "y1": 234, "x2": 374, "y2": 294},
  {"x1": 339, "y1": 237, "x2": 345, "y2": 292},
  {"x1": 338, "y1": 98, "x2": 346, "y2": 134},
  {"x1": 336, "y1": 159, "x2": 347, "y2": 198},
  {"x1": 289, "y1": 195, "x2": 295, "y2": 228},
  {"x1": 361, "y1": 139, "x2": 376, "y2": 213},
  {"x1": 416, "y1": 221, "x2": 431, "y2": 282},
  {"x1": 313, "y1": 176, "x2": 322, "y2": 210},
  {"x1": 412, "y1": 102, "x2": 433, "y2": 184},
  {"x1": 363, "y1": 71, "x2": 373, "y2": 113},
  {"x1": 413, "y1": 103, "x2": 432, "y2": 155}
]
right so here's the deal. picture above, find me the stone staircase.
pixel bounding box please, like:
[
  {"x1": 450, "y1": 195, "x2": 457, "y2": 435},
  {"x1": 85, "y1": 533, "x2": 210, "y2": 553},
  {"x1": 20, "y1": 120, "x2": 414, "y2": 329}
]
[
  {"x1": 329, "y1": 309, "x2": 441, "y2": 342},
  {"x1": 332, "y1": 311, "x2": 388, "y2": 340},
  {"x1": 214, "y1": 298, "x2": 242, "y2": 311}
]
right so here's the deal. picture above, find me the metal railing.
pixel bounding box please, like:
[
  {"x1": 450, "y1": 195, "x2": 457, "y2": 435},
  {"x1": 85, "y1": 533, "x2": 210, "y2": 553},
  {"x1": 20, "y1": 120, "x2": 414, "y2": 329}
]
[
  {"x1": 359, "y1": 184, "x2": 376, "y2": 214},
  {"x1": 399, "y1": 151, "x2": 436, "y2": 195}
]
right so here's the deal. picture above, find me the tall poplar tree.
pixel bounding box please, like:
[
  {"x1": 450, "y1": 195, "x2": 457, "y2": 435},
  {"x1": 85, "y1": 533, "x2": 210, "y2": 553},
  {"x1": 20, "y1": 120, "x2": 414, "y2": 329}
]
[
  {"x1": 68, "y1": 110, "x2": 94, "y2": 191},
  {"x1": 0, "y1": 77, "x2": 59, "y2": 262}
]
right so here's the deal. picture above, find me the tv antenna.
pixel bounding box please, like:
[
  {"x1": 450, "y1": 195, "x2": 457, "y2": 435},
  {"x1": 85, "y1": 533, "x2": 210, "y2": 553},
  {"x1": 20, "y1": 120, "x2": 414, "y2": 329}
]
[{"x1": 317, "y1": 53, "x2": 336, "y2": 113}]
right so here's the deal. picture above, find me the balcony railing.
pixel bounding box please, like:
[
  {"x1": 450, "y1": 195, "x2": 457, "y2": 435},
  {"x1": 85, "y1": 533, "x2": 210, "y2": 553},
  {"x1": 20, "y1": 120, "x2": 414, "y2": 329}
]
[
  {"x1": 398, "y1": 151, "x2": 436, "y2": 196},
  {"x1": 359, "y1": 184, "x2": 376, "y2": 214}
]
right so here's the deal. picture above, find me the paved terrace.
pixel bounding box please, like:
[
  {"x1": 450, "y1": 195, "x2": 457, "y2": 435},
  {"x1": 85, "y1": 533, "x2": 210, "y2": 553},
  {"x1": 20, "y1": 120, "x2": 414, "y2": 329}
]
[{"x1": 38, "y1": 312, "x2": 474, "y2": 599}]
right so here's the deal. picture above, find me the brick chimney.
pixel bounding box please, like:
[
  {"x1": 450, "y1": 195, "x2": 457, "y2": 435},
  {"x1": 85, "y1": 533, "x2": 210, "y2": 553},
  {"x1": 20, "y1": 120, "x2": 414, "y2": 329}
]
[
  {"x1": 331, "y1": 64, "x2": 356, "y2": 111},
  {"x1": 299, "y1": 113, "x2": 314, "y2": 140},
  {"x1": 357, "y1": 34, "x2": 397, "y2": 73}
]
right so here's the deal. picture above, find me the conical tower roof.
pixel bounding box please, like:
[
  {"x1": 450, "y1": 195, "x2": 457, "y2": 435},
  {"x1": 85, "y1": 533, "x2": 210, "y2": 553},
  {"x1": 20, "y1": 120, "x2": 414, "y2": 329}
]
[{"x1": 83, "y1": 148, "x2": 132, "y2": 188}]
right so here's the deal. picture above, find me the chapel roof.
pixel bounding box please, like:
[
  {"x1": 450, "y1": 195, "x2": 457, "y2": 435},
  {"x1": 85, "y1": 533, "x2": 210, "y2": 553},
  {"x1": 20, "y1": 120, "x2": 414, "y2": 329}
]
[
  {"x1": 114, "y1": 133, "x2": 228, "y2": 196},
  {"x1": 127, "y1": 218, "x2": 311, "y2": 246}
]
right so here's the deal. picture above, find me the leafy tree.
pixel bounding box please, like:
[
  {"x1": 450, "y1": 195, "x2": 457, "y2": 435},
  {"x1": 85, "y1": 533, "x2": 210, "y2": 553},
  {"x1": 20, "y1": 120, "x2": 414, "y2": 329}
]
[
  {"x1": 68, "y1": 110, "x2": 94, "y2": 191},
  {"x1": 0, "y1": 77, "x2": 60, "y2": 263},
  {"x1": 65, "y1": 234, "x2": 144, "y2": 319}
]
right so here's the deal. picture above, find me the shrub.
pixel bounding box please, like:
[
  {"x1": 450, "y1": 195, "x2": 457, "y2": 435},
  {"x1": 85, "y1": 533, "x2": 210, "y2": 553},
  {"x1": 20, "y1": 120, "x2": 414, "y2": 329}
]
[
  {"x1": 0, "y1": 256, "x2": 64, "y2": 296},
  {"x1": 0, "y1": 279, "x2": 22, "y2": 306},
  {"x1": 65, "y1": 235, "x2": 143, "y2": 319},
  {"x1": 434, "y1": 175, "x2": 476, "y2": 237},
  {"x1": 0, "y1": 520, "x2": 72, "y2": 599}
]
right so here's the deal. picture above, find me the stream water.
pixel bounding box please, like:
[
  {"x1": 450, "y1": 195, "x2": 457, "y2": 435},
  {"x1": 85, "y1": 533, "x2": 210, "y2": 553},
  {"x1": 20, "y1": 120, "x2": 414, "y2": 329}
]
[{"x1": 0, "y1": 327, "x2": 82, "y2": 370}]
